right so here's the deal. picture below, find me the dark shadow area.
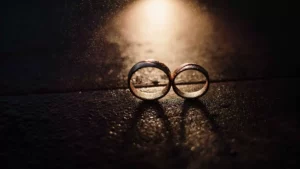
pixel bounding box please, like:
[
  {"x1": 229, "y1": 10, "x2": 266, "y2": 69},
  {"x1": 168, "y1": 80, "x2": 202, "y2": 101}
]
[
  {"x1": 118, "y1": 101, "x2": 176, "y2": 169},
  {"x1": 0, "y1": 0, "x2": 131, "y2": 95},
  {"x1": 180, "y1": 99, "x2": 222, "y2": 143},
  {"x1": 200, "y1": 0, "x2": 296, "y2": 74},
  {"x1": 114, "y1": 99, "x2": 231, "y2": 169},
  {"x1": 124, "y1": 101, "x2": 173, "y2": 144},
  {"x1": 0, "y1": 94, "x2": 114, "y2": 169},
  {"x1": 0, "y1": 0, "x2": 131, "y2": 53},
  {"x1": 0, "y1": 41, "x2": 127, "y2": 95},
  {"x1": 179, "y1": 99, "x2": 232, "y2": 169}
]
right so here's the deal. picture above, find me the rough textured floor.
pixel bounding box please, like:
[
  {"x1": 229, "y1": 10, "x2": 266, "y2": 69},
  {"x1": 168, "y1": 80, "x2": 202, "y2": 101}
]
[{"x1": 1, "y1": 79, "x2": 299, "y2": 169}]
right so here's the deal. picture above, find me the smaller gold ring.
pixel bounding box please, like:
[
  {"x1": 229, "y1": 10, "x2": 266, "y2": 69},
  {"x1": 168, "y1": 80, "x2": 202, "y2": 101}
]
[{"x1": 172, "y1": 63, "x2": 209, "y2": 99}]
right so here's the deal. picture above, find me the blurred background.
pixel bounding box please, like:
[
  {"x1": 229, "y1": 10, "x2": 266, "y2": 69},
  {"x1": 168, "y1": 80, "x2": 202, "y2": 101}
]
[{"x1": 0, "y1": 0, "x2": 295, "y2": 94}]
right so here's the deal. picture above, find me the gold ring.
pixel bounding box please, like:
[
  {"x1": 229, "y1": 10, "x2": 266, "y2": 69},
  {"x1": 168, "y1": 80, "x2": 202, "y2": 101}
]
[
  {"x1": 172, "y1": 63, "x2": 209, "y2": 99},
  {"x1": 128, "y1": 59, "x2": 172, "y2": 100}
]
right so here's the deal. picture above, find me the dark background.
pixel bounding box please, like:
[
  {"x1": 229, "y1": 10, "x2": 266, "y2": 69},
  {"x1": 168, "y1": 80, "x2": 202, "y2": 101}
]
[{"x1": 1, "y1": 0, "x2": 296, "y2": 94}]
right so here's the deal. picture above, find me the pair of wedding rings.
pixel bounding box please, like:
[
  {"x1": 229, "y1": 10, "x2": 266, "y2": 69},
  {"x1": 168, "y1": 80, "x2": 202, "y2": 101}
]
[{"x1": 128, "y1": 59, "x2": 209, "y2": 100}]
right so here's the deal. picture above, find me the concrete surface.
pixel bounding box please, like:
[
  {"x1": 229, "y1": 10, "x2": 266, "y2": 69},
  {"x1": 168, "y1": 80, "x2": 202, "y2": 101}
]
[{"x1": 1, "y1": 79, "x2": 299, "y2": 169}]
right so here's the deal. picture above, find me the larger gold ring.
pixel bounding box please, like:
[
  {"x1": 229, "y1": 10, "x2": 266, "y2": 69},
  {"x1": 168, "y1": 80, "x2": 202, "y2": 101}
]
[{"x1": 128, "y1": 59, "x2": 172, "y2": 100}]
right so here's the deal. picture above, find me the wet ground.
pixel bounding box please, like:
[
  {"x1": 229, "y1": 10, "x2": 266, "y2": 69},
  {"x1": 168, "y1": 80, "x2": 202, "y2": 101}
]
[{"x1": 1, "y1": 0, "x2": 299, "y2": 169}]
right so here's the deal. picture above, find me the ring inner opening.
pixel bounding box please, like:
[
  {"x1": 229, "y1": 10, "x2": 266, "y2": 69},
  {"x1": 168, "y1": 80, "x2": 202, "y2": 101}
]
[
  {"x1": 173, "y1": 69, "x2": 208, "y2": 98},
  {"x1": 130, "y1": 67, "x2": 170, "y2": 99}
]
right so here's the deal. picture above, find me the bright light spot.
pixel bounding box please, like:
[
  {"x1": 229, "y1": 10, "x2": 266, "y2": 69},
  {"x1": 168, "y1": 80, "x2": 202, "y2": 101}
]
[
  {"x1": 103, "y1": 0, "x2": 214, "y2": 71},
  {"x1": 143, "y1": 0, "x2": 171, "y2": 25},
  {"x1": 119, "y1": 0, "x2": 183, "y2": 42}
]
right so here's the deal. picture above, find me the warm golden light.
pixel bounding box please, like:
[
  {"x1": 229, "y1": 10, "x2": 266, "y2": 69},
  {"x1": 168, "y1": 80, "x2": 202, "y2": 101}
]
[
  {"x1": 96, "y1": 0, "x2": 218, "y2": 74},
  {"x1": 143, "y1": 0, "x2": 171, "y2": 26},
  {"x1": 120, "y1": 0, "x2": 179, "y2": 39},
  {"x1": 86, "y1": 0, "x2": 265, "y2": 99}
]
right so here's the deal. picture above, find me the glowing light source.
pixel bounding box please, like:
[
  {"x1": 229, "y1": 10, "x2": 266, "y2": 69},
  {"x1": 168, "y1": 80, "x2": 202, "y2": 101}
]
[
  {"x1": 103, "y1": 0, "x2": 214, "y2": 71},
  {"x1": 119, "y1": 0, "x2": 181, "y2": 41},
  {"x1": 143, "y1": 0, "x2": 171, "y2": 25}
]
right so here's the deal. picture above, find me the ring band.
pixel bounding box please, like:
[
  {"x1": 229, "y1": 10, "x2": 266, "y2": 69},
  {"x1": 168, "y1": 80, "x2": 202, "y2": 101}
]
[
  {"x1": 172, "y1": 63, "x2": 209, "y2": 99},
  {"x1": 128, "y1": 59, "x2": 172, "y2": 100}
]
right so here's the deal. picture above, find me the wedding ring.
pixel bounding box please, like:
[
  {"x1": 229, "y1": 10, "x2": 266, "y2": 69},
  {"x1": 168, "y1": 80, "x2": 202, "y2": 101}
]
[
  {"x1": 172, "y1": 63, "x2": 209, "y2": 99},
  {"x1": 128, "y1": 59, "x2": 172, "y2": 100}
]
